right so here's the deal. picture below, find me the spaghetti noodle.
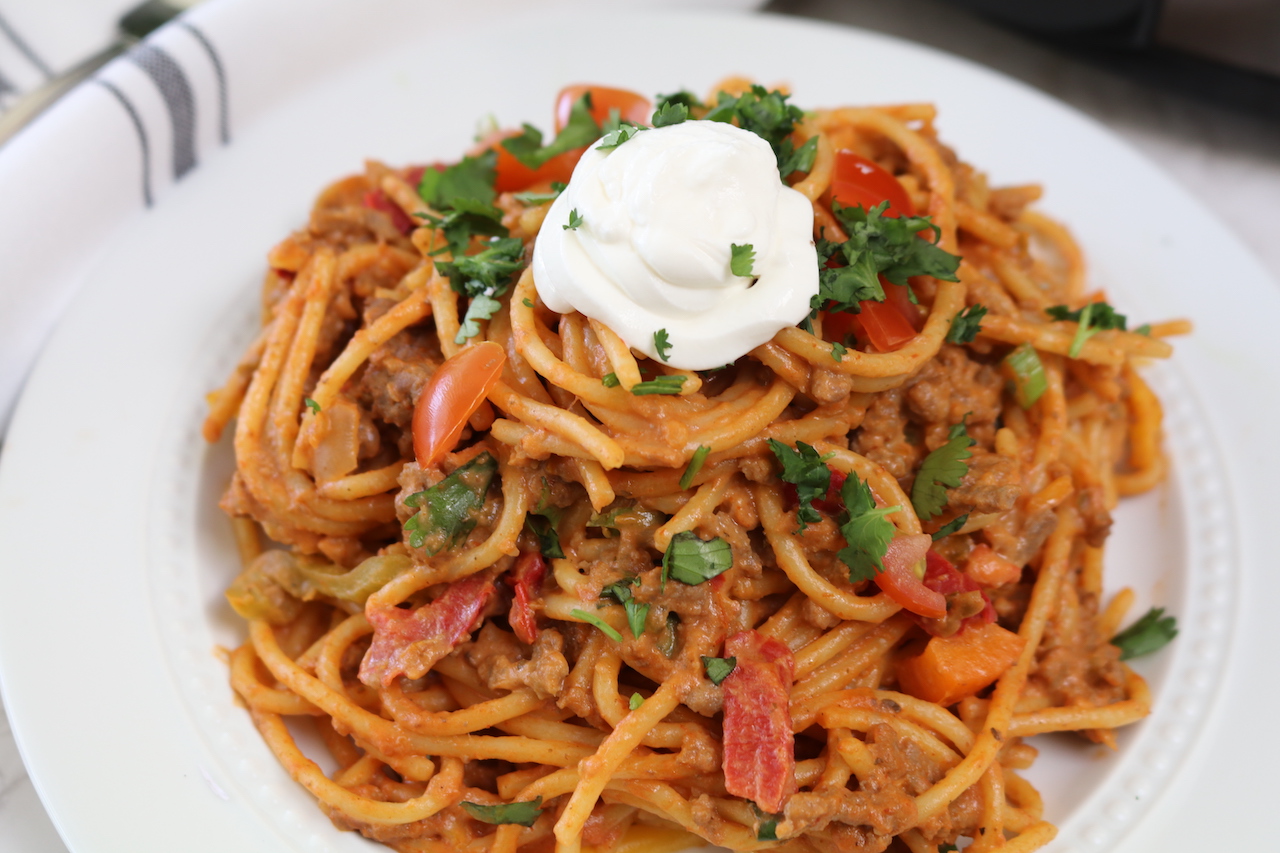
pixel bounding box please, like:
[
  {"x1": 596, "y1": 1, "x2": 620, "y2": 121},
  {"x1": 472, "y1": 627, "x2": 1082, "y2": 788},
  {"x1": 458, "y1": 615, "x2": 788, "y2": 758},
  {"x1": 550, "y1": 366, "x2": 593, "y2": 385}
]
[{"x1": 206, "y1": 80, "x2": 1183, "y2": 853}]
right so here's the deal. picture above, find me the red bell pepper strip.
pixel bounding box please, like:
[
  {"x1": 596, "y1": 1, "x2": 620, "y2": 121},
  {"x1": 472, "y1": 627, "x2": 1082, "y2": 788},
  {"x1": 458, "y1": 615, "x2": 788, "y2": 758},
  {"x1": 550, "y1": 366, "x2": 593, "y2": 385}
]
[
  {"x1": 506, "y1": 550, "x2": 547, "y2": 645},
  {"x1": 358, "y1": 573, "x2": 495, "y2": 687},
  {"x1": 721, "y1": 630, "x2": 797, "y2": 814}
]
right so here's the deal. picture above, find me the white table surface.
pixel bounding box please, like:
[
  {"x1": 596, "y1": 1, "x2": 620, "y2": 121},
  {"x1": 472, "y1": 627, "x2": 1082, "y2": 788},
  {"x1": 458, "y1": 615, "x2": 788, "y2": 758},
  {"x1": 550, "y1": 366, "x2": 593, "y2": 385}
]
[{"x1": 1, "y1": 0, "x2": 1277, "y2": 850}]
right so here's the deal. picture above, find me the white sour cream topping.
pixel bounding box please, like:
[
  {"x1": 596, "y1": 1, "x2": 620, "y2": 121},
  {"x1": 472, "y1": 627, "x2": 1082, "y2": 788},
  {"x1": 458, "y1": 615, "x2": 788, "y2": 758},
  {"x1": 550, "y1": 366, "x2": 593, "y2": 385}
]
[{"x1": 531, "y1": 120, "x2": 818, "y2": 370}]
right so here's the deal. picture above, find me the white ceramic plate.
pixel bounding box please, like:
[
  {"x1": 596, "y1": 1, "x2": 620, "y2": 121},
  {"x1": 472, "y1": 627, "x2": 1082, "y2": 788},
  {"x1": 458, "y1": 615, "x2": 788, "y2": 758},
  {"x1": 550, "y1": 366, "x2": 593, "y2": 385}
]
[{"x1": 1, "y1": 2, "x2": 1276, "y2": 851}]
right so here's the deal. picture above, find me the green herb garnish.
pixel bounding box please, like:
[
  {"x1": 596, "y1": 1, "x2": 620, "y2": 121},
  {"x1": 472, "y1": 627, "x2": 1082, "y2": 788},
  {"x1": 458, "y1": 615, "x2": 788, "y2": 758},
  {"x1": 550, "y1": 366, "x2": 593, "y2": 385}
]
[
  {"x1": 662, "y1": 532, "x2": 733, "y2": 587},
  {"x1": 911, "y1": 421, "x2": 974, "y2": 521},
  {"x1": 460, "y1": 797, "x2": 544, "y2": 827},
  {"x1": 571, "y1": 608, "x2": 623, "y2": 642},
  {"x1": 730, "y1": 243, "x2": 756, "y2": 277},
  {"x1": 767, "y1": 439, "x2": 834, "y2": 532},
  {"x1": 564, "y1": 208, "x2": 583, "y2": 231},
  {"x1": 402, "y1": 452, "x2": 498, "y2": 554},
  {"x1": 631, "y1": 375, "x2": 686, "y2": 396},
  {"x1": 701, "y1": 655, "x2": 737, "y2": 685},
  {"x1": 653, "y1": 328, "x2": 672, "y2": 361},
  {"x1": 1046, "y1": 301, "x2": 1127, "y2": 358},
  {"x1": 303, "y1": 397, "x2": 321, "y2": 414},
  {"x1": 931, "y1": 513, "x2": 970, "y2": 541},
  {"x1": 837, "y1": 472, "x2": 901, "y2": 582},
  {"x1": 1112, "y1": 607, "x2": 1178, "y2": 660},
  {"x1": 946, "y1": 304, "x2": 988, "y2": 344},
  {"x1": 680, "y1": 445, "x2": 711, "y2": 490}
]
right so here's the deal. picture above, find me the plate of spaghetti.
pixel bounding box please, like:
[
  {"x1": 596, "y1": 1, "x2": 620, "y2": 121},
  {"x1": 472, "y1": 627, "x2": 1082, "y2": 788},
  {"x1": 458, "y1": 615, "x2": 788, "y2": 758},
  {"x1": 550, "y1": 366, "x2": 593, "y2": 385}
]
[{"x1": 0, "y1": 2, "x2": 1267, "y2": 853}]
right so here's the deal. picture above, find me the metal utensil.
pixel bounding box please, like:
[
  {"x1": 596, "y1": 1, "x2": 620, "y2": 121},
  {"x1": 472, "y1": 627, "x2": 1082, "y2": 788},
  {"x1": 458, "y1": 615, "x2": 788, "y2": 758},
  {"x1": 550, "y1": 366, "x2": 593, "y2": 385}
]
[{"x1": 0, "y1": 0, "x2": 194, "y2": 148}]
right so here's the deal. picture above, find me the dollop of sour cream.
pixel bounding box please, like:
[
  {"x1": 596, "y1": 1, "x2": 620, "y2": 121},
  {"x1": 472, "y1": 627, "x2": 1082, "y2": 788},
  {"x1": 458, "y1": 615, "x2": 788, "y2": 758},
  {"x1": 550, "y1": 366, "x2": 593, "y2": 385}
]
[{"x1": 531, "y1": 120, "x2": 818, "y2": 371}]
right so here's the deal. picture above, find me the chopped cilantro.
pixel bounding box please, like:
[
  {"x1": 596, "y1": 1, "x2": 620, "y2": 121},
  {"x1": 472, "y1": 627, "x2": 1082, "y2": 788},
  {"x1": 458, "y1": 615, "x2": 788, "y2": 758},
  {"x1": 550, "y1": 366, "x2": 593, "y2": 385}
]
[
  {"x1": 418, "y1": 151, "x2": 496, "y2": 211},
  {"x1": 303, "y1": 397, "x2": 321, "y2": 414},
  {"x1": 601, "y1": 577, "x2": 649, "y2": 639},
  {"x1": 946, "y1": 304, "x2": 988, "y2": 344},
  {"x1": 730, "y1": 243, "x2": 756, "y2": 277},
  {"x1": 777, "y1": 135, "x2": 818, "y2": 178},
  {"x1": 1046, "y1": 301, "x2": 1127, "y2": 358},
  {"x1": 701, "y1": 655, "x2": 737, "y2": 686},
  {"x1": 837, "y1": 472, "x2": 901, "y2": 582},
  {"x1": 564, "y1": 209, "x2": 583, "y2": 231},
  {"x1": 522, "y1": 297, "x2": 534, "y2": 308},
  {"x1": 767, "y1": 439, "x2": 834, "y2": 532},
  {"x1": 571, "y1": 608, "x2": 623, "y2": 642},
  {"x1": 753, "y1": 805, "x2": 781, "y2": 841},
  {"x1": 813, "y1": 201, "x2": 961, "y2": 321},
  {"x1": 403, "y1": 452, "x2": 497, "y2": 554},
  {"x1": 460, "y1": 797, "x2": 544, "y2": 827},
  {"x1": 651, "y1": 101, "x2": 689, "y2": 127},
  {"x1": 601, "y1": 372, "x2": 621, "y2": 388},
  {"x1": 679, "y1": 445, "x2": 711, "y2": 490},
  {"x1": 502, "y1": 93, "x2": 601, "y2": 169},
  {"x1": 705, "y1": 85, "x2": 806, "y2": 177},
  {"x1": 434, "y1": 236, "x2": 525, "y2": 344},
  {"x1": 631, "y1": 375, "x2": 686, "y2": 396},
  {"x1": 597, "y1": 122, "x2": 644, "y2": 150},
  {"x1": 654, "y1": 328, "x2": 672, "y2": 361},
  {"x1": 662, "y1": 532, "x2": 732, "y2": 587},
  {"x1": 654, "y1": 90, "x2": 705, "y2": 113},
  {"x1": 525, "y1": 483, "x2": 564, "y2": 559},
  {"x1": 1112, "y1": 607, "x2": 1178, "y2": 660},
  {"x1": 1135, "y1": 323, "x2": 1152, "y2": 336},
  {"x1": 911, "y1": 422, "x2": 975, "y2": 521},
  {"x1": 629, "y1": 692, "x2": 644, "y2": 710},
  {"x1": 831, "y1": 341, "x2": 848, "y2": 363},
  {"x1": 512, "y1": 182, "x2": 566, "y2": 205},
  {"x1": 931, "y1": 513, "x2": 970, "y2": 541}
]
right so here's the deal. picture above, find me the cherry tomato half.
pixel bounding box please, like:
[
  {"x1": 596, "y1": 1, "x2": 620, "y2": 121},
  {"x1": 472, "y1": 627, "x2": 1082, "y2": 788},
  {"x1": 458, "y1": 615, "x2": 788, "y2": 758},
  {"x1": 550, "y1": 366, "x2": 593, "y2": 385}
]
[
  {"x1": 554, "y1": 85, "x2": 652, "y2": 132},
  {"x1": 829, "y1": 150, "x2": 916, "y2": 218},
  {"x1": 473, "y1": 130, "x2": 585, "y2": 195},
  {"x1": 412, "y1": 341, "x2": 506, "y2": 468},
  {"x1": 871, "y1": 533, "x2": 945, "y2": 618}
]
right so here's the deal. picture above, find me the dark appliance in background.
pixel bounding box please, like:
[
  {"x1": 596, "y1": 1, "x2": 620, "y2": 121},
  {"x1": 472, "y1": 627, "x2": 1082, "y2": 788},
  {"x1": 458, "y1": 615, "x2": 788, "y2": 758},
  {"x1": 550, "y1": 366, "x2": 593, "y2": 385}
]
[{"x1": 944, "y1": 0, "x2": 1280, "y2": 119}]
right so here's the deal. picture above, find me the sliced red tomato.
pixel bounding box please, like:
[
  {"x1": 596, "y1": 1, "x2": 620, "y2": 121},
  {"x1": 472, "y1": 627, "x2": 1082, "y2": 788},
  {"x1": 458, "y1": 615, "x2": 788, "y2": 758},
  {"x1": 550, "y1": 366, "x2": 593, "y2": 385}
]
[
  {"x1": 829, "y1": 150, "x2": 915, "y2": 218},
  {"x1": 412, "y1": 341, "x2": 506, "y2": 468},
  {"x1": 506, "y1": 550, "x2": 547, "y2": 645},
  {"x1": 871, "y1": 533, "x2": 943, "y2": 618},
  {"x1": 910, "y1": 551, "x2": 997, "y2": 637},
  {"x1": 473, "y1": 129, "x2": 585, "y2": 194},
  {"x1": 554, "y1": 85, "x2": 652, "y2": 132}
]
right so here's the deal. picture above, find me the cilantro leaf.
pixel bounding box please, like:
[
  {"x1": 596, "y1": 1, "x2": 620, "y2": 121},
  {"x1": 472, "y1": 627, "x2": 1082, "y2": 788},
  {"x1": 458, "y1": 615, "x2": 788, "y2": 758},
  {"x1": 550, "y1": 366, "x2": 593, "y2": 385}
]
[
  {"x1": 662, "y1": 532, "x2": 733, "y2": 587},
  {"x1": 456, "y1": 291, "x2": 502, "y2": 344},
  {"x1": 753, "y1": 805, "x2": 781, "y2": 841},
  {"x1": 654, "y1": 328, "x2": 672, "y2": 361},
  {"x1": 654, "y1": 90, "x2": 704, "y2": 114},
  {"x1": 460, "y1": 797, "x2": 544, "y2": 827},
  {"x1": 601, "y1": 577, "x2": 649, "y2": 639},
  {"x1": 435, "y1": 236, "x2": 524, "y2": 299},
  {"x1": 403, "y1": 452, "x2": 497, "y2": 554},
  {"x1": 512, "y1": 182, "x2": 566, "y2": 205},
  {"x1": 831, "y1": 341, "x2": 848, "y2": 362},
  {"x1": 1111, "y1": 607, "x2": 1178, "y2": 660},
  {"x1": 911, "y1": 422, "x2": 975, "y2": 521},
  {"x1": 564, "y1": 208, "x2": 583, "y2": 231},
  {"x1": 730, "y1": 243, "x2": 756, "y2": 277},
  {"x1": 767, "y1": 439, "x2": 834, "y2": 532},
  {"x1": 836, "y1": 473, "x2": 901, "y2": 582},
  {"x1": 704, "y1": 85, "x2": 810, "y2": 178},
  {"x1": 680, "y1": 445, "x2": 711, "y2": 490},
  {"x1": 597, "y1": 122, "x2": 644, "y2": 150},
  {"x1": 435, "y1": 236, "x2": 525, "y2": 344},
  {"x1": 631, "y1": 375, "x2": 685, "y2": 396},
  {"x1": 946, "y1": 304, "x2": 988, "y2": 344},
  {"x1": 1047, "y1": 301, "x2": 1127, "y2": 358},
  {"x1": 303, "y1": 397, "x2": 321, "y2": 414},
  {"x1": 629, "y1": 692, "x2": 644, "y2": 710},
  {"x1": 601, "y1": 372, "x2": 621, "y2": 388},
  {"x1": 502, "y1": 93, "x2": 601, "y2": 169},
  {"x1": 571, "y1": 608, "x2": 622, "y2": 642},
  {"x1": 525, "y1": 482, "x2": 564, "y2": 559},
  {"x1": 651, "y1": 101, "x2": 689, "y2": 127},
  {"x1": 828, "y1": 201, "x2": 960, "y2": 293},
  {"x1": 418, "y1": 151, "x2": 496, "y2": 211},
  {"x1": 1135, "y1": 323, "x2": 1152, "y2": 336},
  {"x1": 701, "y1": 655, "x2": 737, "y2": 685},
  {"x1": 931, "y1": 513, "x2": 970, "y2": 541},
  {"x1": 777, "y1": 135, "x2": 818, "y2": 178}
]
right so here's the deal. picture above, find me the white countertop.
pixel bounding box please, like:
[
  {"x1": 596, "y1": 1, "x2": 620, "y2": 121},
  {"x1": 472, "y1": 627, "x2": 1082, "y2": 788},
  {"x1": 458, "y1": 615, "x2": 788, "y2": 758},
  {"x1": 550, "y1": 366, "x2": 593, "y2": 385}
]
[{"x1": 1, "y1": 0, "x2": 1277, "y2": 850}]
